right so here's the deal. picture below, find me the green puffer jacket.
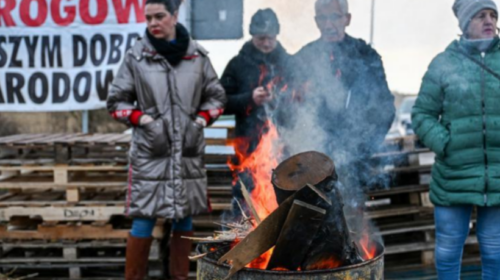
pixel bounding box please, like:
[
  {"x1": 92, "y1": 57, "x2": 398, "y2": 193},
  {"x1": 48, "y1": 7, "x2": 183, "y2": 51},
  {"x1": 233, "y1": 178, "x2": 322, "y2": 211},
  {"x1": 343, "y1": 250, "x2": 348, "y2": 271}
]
[{"x1": 412, "y1": 38, "x2": 500, "y2": 207}]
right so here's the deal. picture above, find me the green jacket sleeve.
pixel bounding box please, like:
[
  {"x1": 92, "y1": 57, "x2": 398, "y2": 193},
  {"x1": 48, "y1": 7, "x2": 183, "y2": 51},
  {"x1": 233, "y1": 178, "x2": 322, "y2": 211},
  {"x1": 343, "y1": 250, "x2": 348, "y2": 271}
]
[{"x1": 412, "y1": 56, "x2": 450, "y2": 157}]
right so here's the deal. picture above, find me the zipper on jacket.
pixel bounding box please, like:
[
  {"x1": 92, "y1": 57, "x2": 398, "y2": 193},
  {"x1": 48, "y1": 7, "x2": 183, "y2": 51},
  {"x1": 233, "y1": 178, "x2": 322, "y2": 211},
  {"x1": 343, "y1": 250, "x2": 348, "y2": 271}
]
[{"x1": 480, "y1": 52, "x2": 489, "y2": 206}]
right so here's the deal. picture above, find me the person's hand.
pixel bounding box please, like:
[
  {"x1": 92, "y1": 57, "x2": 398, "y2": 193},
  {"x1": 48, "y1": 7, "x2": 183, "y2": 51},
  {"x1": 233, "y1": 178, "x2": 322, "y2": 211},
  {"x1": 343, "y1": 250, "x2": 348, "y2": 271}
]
[
  {"x1": 195, "y1": 117, "x2": 207, "y2": 128},
  {"x1": 139, "y1": 114, "x2": 154, "y2": 126},
  {"x1": 252, "y1": 87, "x2": 272, "y2": 106}
]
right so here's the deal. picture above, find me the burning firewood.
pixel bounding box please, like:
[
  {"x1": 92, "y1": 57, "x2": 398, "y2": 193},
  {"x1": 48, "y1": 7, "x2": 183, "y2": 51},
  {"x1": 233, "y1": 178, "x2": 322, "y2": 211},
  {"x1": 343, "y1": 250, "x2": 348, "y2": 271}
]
[
  {"x1": 272, "y1": 151, "x2": 336, "y2": 204},
  {"x1": 218, "y1": 183, "x2": 330, "y2": 279},
  {"x1": 239, "y1": 179, "x2": 262, "y2": 225},
  {"x1": 266, "y1": 199, "x2": 326, "y2": 271},
  {"x1": 217, "y1": 151, "x2": 365, "y2": 279},
  {"x1": 300, "y1": 178, "x2": 364, "y2": 270}
]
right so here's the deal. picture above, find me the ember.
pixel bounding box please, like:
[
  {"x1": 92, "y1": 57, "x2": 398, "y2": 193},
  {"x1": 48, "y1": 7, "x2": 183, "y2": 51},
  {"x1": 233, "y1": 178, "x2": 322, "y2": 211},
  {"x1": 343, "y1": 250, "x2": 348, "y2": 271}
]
[{"x1": 305, "y1": 256, "x2": 342, "y2": 270}]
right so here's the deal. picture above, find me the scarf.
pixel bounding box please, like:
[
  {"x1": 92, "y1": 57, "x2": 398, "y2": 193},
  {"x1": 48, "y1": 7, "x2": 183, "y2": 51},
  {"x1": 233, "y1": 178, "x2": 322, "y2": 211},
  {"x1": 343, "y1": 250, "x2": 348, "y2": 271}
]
[{"x1": 146, "y1": 23, "x2": 190, "y2": 66}]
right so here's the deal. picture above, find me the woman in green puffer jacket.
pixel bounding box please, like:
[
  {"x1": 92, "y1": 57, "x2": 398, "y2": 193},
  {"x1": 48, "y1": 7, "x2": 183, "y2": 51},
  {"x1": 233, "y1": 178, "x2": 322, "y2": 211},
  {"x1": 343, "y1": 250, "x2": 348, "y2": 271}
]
[{"x1": 412, "y1": 1, "x2": 500, "y2": 279}]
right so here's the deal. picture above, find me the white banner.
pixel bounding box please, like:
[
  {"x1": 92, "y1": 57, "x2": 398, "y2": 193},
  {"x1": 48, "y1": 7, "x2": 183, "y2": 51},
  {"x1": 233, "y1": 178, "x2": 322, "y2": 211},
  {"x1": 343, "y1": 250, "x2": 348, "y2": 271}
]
[{"x1": 0, "y1": 0, "x2": 147, "y2": 112}]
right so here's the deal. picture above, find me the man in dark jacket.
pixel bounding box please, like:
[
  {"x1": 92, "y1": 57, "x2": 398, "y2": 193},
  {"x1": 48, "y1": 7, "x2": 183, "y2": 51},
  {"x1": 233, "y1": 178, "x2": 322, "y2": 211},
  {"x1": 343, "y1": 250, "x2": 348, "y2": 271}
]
[
  {"x1": 287, "y1": 0, "x2": 395, "y2": 190},
  {"x1": 221, "y1": 8, "x2": 290, "y2": 156},
  {"x1": 221, "y1": 9, "x2": 290, "y2": 214}
]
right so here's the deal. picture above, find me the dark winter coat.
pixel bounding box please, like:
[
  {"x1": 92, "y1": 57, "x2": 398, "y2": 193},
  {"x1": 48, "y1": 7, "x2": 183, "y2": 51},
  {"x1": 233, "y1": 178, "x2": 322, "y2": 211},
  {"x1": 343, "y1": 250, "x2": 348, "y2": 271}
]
[
  {"x1": 220, "y1": 41, "x2": 290, "y2": 155},
  {"x1": 107, "y1": 35, "x2": 226, "y2": 219},
  {"x1": 412, "y1": 39, "x2": 500, "y2": 207},
  {"x1": 290, "y1": 35, "x2": 395, "y2": 164}
]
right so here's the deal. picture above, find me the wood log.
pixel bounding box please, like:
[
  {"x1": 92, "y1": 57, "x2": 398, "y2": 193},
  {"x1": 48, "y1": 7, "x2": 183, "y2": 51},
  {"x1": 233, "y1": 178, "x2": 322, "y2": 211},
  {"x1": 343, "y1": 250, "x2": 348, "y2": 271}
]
[
  {"x1": 218, "y1": 184, "x2": 325, "y2": 279},
  {"x1": 266, "y1": 199, "x2": 326, "y2": 271},
  {"x1": 272, "y1": 151, "x2": 336, "y2": 204},
  {"x1": 239, "y1": 179, "x2": 262, "y2": 224},
  {"x1": 300, "y1": 178, "x2": 364, "y2": 270}
]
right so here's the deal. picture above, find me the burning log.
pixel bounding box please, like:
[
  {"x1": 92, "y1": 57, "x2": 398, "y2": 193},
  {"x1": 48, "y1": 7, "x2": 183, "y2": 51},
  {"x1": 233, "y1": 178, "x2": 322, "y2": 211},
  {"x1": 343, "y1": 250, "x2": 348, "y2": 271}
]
[
  {"x1": 300, "y1": 178, "x2": 364, "y2": 270},
  {"x1": 218, "y1": 184, "x2": 327, "y2": 279},
  {"x1": 266, "y1": 200, "x2": 326, "y2": 271},
  {"x1": 272, "y1": 151, "x2": 336, "y2": 204},
  {"x1": 271, "y1": 151, "x2": 362, "y2": 269},
  {"x1": 217, "y1": 151, "x2": 367, "y2": 279}
]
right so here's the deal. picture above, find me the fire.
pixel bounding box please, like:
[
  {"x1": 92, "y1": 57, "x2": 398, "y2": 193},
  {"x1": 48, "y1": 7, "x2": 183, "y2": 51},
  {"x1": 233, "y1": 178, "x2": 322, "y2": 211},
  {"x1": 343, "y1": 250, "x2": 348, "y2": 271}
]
[
  {"x1": 228, "y1": 121, "x2": 281, "y2": 221},
  {"x1": 358, "y1": 232, "x2": 377, "y2": 260},
  {"x1": 226, "y1": 63, "x2": 288, "y2": 269},
  {"x1": 247, "y1": 247, "x2": 274, "y2": 269},
  {"x1": 306, "y1": 256, "x2": 342, "y2": 270}
]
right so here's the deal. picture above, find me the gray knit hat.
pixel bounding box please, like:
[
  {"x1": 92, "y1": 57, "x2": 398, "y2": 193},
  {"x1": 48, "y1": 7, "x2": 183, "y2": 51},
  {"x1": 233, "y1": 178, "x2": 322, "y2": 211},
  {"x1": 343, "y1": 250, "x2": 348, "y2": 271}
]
[
  {"x1": 249, "y1": 9, "x2": 280, "y2": 36},
  {"x1": 453, "y1": 0, "x2": 498, "y2": 32}
]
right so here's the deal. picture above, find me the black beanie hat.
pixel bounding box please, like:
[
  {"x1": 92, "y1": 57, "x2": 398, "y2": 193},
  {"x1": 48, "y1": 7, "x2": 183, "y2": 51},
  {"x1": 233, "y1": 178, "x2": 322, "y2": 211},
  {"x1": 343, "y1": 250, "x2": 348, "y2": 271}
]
[{"x1": 249, "y1": 8, "x2": 280, "y2": 36}]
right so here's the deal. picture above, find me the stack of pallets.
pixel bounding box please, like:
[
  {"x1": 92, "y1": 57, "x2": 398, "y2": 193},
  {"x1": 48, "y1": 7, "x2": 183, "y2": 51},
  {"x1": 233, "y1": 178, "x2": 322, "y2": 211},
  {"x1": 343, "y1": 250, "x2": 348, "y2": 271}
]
[
  {"x1": 0, "y1": 134, "x2": 159, "y2": 278},
  {"x1": 0, "y1": 131, "x2": 233, "y2": 279}
]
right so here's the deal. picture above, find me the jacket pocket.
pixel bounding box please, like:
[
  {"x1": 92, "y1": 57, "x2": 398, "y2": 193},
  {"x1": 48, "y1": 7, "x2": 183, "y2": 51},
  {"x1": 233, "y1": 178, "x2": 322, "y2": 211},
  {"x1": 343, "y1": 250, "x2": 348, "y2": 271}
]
[
  {"x1": 136, "y1": 119, "x2": 169, "y2": 158},
  {"x1": 445, "y1": 122, "x2": 456, "y2": 153},
  {"x1": 183, "y1": 120, "x2": 205, "y2": 157}
]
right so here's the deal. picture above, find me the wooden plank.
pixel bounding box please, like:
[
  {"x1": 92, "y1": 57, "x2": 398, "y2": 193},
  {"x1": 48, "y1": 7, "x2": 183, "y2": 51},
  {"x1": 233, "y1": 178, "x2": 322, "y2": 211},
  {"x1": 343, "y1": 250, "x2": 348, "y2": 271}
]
[
  {"x1": 365, "y1": 206, "x2": 433, "y2": 219},
  {"x1": 0, "y1": 134, "x2": 46, "y2": 145},
  {"x1": 367, "y1": 185, "x2": 429, "y2": 197},
  {"x1": 75, "y1": 134, "x2": 114, "y2": 145},
  {"x1": 0, "y1": 170, "x2": 20, "y2": 181},
  {"x1": 54, "y1": 167, "x2": 68, "y2": 184},
  {"x1": 420, "y1": 192, "x2": 433, "y2": 207},
  {"x1": 266, "y1": 200, "x2": 326, "y2": 271},
  {"x1": 218, "y1": 191, "x2": 297, "y2": 278},
  {"x1": 0, "y1": 159, "x2": 55, "y2": 166},
  {"x1": 0, "y1": 134, "x2": 32, "y2": 144},
  {"x1": 51, "y1": 134, "x2": 85, "y2": 145},
  {"x1": 0, "y1": 224, "x2": 163, "y2": 240},
  {"x1": 37, "y1": 134, "x2": 76, "y2": 145},
  {"x1": 0, "y1": 206, "x2": 124, "y2": 222},
  {"x1": 239, "y1": 179, "x2": 261, "y2": 224},
  {"x1": 54, "y1": 134, "x2": 94, "y2": 145},
  {"x1": 1, "y1": 241, "x2": 129, "y2": 249},
  {"x1": 12, "y1": 134, "x2": 54, "y2": 145},
  {"x1": 372, "y1": 148, "x2": 430, "y2": 159},
  {"x1": 93, "y1": 134, "x2": 130, "y2": 145},
  {"x1": 0, "y1": 181, "x2": 127, "y2": 190},
  {"x1": 0, "y1": 257, "x2": 127, "y2": 263},
  {"x1": 69, "y1": 267, "x2": 81, "y2": 279},
  {"x1": 20, "y1": 134, "x2": 67, "y2": 145},
  {"x1": 0, "y1": 165, "x2": 127, "y2": 172},
  {"x1": 63, "y1": 247, "x2": 78, "y2": 260},
  {"x1": 379, "y1": 220, "x2": 436, "y2": 236},
  {"x1": 66, "y1": 189, "x2": 80, "y2": 203},
  {"x1": 388, "y1": 165, "x2": 432, "y2": 174}
]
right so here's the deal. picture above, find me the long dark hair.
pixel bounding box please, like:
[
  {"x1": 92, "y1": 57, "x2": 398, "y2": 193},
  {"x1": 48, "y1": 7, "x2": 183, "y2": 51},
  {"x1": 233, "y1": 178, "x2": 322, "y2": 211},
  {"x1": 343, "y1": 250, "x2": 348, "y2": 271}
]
[{"x1": 145, "y1": 0, "x2": 183, "y2": 14}]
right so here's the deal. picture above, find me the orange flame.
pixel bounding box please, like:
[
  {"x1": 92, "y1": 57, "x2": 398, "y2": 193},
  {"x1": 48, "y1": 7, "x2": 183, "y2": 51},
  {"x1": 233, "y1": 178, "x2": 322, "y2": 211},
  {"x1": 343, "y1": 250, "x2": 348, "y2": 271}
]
[
  {"x1": 227, "y1": 121, "x2": 281, "y2": 221},
  {"x1": 227, "y1": 121, "x2": 282, "y2": 269},
  {"x1": 247, "y1": 247, "x2": 275, "y2": 269},
  {"x1": 306, "y1": 256, "x2": 342, "y2": 270},
  {"x1": 359, "y1": 231, "x2": 377, "y2": 260}
]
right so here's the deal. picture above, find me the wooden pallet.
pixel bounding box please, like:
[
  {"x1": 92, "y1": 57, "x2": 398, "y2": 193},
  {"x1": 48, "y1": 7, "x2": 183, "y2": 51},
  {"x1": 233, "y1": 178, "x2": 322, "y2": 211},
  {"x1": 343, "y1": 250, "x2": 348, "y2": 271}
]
[
  {"x1": 0, "y1": 184, "x2": 231, "y2": 204},
  {"x1": 0, "y1": 240, "x2": 160, "y2": 263},
  {"x1": 0, "y1": 223, "x2": 165, "y2": 240}
]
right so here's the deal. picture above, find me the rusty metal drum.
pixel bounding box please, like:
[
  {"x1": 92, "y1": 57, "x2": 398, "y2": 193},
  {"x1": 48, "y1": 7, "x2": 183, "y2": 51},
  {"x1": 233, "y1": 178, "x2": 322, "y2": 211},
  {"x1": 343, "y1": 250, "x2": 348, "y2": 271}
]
[{"x1": 196, "y1": 242, "x2": 384, "y2": 280}]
